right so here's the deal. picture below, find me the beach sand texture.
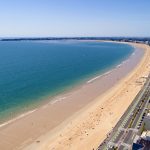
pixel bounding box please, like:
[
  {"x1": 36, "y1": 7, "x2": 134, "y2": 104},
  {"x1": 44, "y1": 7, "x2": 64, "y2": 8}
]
[{"x1": 0, "y1": 42, "x2": 149, "y2": 150}]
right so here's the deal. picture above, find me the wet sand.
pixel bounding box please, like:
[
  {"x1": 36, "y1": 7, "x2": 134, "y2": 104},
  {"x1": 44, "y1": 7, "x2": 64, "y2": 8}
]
[{"x1": 0, "y1": 42, "x2": 149, "y2": 150}]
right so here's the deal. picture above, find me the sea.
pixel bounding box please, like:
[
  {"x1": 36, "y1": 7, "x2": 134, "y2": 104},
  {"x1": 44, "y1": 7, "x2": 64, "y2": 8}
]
[{"x1": 0, "y1": 40, "x2": 134, "y2": 123}]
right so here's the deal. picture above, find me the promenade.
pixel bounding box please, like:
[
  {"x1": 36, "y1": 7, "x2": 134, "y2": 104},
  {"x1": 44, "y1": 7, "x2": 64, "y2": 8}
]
[{"x1": 98, "y1": 74, "x2": 150, "y2": 149}]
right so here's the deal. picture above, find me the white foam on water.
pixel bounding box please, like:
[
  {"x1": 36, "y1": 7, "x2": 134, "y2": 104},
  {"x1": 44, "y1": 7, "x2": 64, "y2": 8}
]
[
  {"x1": 87, "y1": 70, "x2": 112, "y2": 84},
  {"x1": 0, "y1": 109, "x2": 37, "y2": 128},
  {"x1": 50, "y1": 97, "x2": 67, "y2": 104}
]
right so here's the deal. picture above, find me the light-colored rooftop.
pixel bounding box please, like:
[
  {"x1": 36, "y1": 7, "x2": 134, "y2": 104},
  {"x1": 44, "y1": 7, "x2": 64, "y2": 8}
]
[
  {"x1": 145, "y1": 113, "x2": 150, "y2": 119},
  {"x1": 141, "y1": 131, "x2": 150, "y2": 141}
]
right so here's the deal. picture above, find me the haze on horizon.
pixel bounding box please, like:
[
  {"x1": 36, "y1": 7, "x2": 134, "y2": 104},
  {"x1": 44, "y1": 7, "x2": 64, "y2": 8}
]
[{"x1": 0, "y1": 0, "x2": 150, "y2": 37}]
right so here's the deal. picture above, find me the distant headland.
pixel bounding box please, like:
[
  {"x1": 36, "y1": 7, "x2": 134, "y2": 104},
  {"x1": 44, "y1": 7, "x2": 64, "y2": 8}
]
[{"x1": 0, "y1": 37, "x2": 150, "y2": 45}]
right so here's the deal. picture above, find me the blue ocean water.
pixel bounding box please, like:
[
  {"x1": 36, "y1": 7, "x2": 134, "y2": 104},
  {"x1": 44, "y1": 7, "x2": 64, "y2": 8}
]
[{"x1": 0, "y1": 41, "x2": 134, "y2": 122}]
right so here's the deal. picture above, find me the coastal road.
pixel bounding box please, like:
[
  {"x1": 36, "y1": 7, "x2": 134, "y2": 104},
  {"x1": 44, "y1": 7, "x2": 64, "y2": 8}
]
[{"x1": 97, "y1": 74, "x2": 150, "y2": 150}]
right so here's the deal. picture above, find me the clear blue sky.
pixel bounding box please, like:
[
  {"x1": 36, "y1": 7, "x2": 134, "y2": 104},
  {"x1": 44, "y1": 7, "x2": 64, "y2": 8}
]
[{"x1": 0, "y1": 0, "x2": 150, "y2": 37}]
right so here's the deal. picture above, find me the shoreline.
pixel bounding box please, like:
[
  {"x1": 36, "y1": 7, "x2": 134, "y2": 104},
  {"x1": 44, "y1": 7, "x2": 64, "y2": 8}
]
[
  {"x1": 0, "y1": 42, "x2": 149, "y2": 150},
  {"x1": 0, "y1": 41, "x2": 133, "y2": 125},
  {"x1": 0, "y1": 41, "x2": 133, "y2": 126}
]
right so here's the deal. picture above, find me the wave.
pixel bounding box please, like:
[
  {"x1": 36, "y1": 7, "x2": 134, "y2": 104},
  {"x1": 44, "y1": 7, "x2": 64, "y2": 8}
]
[
  {"x1": 0, "y1": 109, "x2": 37, "y2": 128},
  {"x1": 86, "y1": 50, "x2": 135, "y2": 84},
  {"x1": 87, "y1": 71, "x2": 112, "y2": 84},
  {"x1": 0, "y1": 96, "x2": 67, "y2": 128},
  {"x1": 50, "y1": 97, "x2": 67, "y2": 105}
]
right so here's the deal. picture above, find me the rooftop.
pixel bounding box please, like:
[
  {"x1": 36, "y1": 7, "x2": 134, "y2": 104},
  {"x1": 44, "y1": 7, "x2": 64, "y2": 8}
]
[{"x1": 141, "y1": 131, "x2": 150, "y2": 141}]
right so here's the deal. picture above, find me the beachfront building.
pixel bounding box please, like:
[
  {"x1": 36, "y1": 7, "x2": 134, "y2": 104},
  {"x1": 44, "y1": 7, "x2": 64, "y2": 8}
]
[
  {"x1": 132, "y1": 135, "x2": 144, "y2": 150},
  {"x1": 141, "y1": 131, "x2": 150, "y2": 141},
  {"x1": 132, "y1": 131, "x2": 150, "y2": 150}
]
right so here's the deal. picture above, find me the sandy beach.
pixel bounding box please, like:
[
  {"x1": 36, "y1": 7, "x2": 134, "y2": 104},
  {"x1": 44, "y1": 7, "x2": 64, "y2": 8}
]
[{"x1": 0, "y1": 42, "x2": 149, "y2": 150}]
